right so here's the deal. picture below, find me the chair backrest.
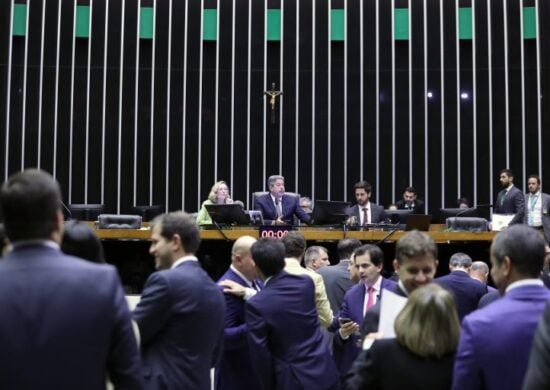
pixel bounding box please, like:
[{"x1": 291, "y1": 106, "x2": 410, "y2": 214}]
[
  {"x1": 98, "y1": 214, "x2": 142, "y2": 229},
  {"x1": 132, "y1": 205, "x2": 164, "y2": 222},
  {"x1": 251, "y1": 191, "x2": 300, "y2": 208},
  {"x1": 68, "y1": 204, "x2": 104, "y2": 221},
  {"x1": 446, "y1": 217, "x2": 488, "y2": 232}
]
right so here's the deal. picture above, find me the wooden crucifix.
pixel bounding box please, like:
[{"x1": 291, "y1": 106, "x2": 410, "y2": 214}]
[{"x1": 264, "y1": 82, "x2": 283, "y2": 125}]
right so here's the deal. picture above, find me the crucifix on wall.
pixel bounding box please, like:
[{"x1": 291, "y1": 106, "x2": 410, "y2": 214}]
[{"x1": 264, "y1": 82, "x2": 283, "y2": 125}]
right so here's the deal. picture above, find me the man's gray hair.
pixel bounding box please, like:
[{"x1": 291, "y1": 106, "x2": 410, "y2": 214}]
[
  {"x1": 268, "y1": 175, "x2": 284, "y2": 188},
  {"x1": 449, "y1": 252, "x2": 473, "y2": 268},
  {"x1": 304, "y1": 246, "x2": 328, "y2": 266},
  {"x1": 470, "y1": 261, "x2": 489, "y2": 274}
]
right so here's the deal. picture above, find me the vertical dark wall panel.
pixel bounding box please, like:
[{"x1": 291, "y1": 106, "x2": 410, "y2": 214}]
[{"x1": 1, "y1": 0, "x2": 549, "y2": 216}]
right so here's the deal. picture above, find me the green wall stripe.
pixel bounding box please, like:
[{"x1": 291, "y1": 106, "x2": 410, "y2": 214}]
[
  {"x1": 203, "y1": 9, "x2": 217, "y2": 41},
  {"x1": 140, "y1": 7, "x2": 154, "y2": 39},
  {"x1": 267, "y1": 9, "x2": 281, "y2": 41},
  {"x1": 394, "y1": 8, "x2": 409, "y2": 41},
  {"x1": 75, "y1": 6, "x2": 90, "y2": 38},
  {"x1": 12, "y1": 4, "x2": 27, "y2": 37},
  {"x1": 331, "y1": 9, "x2": 345, "y2": 41},
  {"x1": 459, "y1": 8, "x2": 472, "y2": 40},
  {"x1": 523, "y1": 7, "x2": 536, "y2": 39}
]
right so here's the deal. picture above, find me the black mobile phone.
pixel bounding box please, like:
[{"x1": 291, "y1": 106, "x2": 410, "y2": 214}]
[{"x1": 338, "y1": 317, "x2": 352, "y2": 326}]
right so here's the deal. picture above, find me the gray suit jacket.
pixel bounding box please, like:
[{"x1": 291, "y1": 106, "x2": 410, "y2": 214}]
[
  {"x1": 524, "y1": 192, "x2": 550, "y2": 242},
  {"x1": 317, "y1": 260, "x2": 355, "y2": 314},
  {"x1": 348, "y1": 203, "x2": 386, "y2": 224}
]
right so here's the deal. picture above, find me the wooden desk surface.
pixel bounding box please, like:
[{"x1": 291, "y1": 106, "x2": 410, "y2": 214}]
[{"x1": 94, "y1": 225, "x2": 496, "y2": 244}]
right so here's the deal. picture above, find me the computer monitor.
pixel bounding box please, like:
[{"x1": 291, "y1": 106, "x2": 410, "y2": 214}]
[
  {"x1": 405, "y1": 214, "x2": 432, "y2": 231},
  {"x1": 311, "y1": 200, "x2": 351, "y2": 225},
  {"x1": 439, "y1": 207, "x2": 478, "y2": 223},
  {"x1": 384, "y1": 209, "x2": 413, "y2": 224},
  {"x1": 204, "y1": 204, "x2": 250, "y2": 225}
]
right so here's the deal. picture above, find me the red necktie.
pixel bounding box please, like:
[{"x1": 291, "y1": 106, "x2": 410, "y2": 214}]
[{"x1": 365, "y1": 286, "x2": 375, "y2": 312}]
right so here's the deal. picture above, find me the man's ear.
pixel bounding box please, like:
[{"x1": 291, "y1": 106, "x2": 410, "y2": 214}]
[
  {"x1": 502, "y1": 256, "x2": 512, "y2": 277},
  {"x1": 392, "y1": 259, "x2": 399, "y2": 271},
  {"x1": 171, "y1": 233, "x2": 182, "y2": 252}
]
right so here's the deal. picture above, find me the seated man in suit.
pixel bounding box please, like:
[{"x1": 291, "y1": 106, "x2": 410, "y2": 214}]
[
  {"x1": 245, "y1": 238, "x2": 340, "y2": 390},
  {"x1": 395, "y1": 186, "x2": 425, "y2": 214},
  {"x1": 134, "y1": 212, "x2": 226, "y2": 390},
  {"x1": 452, "y1": 225, "x2": 550, "y2": 390},
  {"x1": 254, "y1": 175, "x2": 311, "y2": 225},
  {"x1": 332, "y1": 244, "x2": 396, "y2": 379},
  {"x1": 348, "y1": 181, "x2": 386, "y2": 225},
  {"x1": 494, "y1": 168, "x2": 525, "y2": 225},
  {"x1": 360, "y1": 230, "x2": 439, "y2": 337},
  {"x1": 434, "y1": 252, "x2": 487, "y2": 321},
  {"x1": 0, "y1": 169, "x2": 142, "y2": 389}
]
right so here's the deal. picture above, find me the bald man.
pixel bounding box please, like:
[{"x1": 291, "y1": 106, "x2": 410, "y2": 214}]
[
  {"x1": 216, "y1": 236, "x2": 261, "y2": 390},
  {"x1": 470, "y1": 261, "x2": 496, "y2": 293}
]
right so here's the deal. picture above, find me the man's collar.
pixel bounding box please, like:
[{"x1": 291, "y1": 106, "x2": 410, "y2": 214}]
[
  {"x1": 171, "y1": 255, "x2": 198, "y2": 269},
  {"x1": 365, "y1": 274, "x2": 382, "y2": 290},
  {"x1": 230, "y1": 264, "x2": 254, "y2": 286},
  {"x1": 397, "y1": 280, "x2": 409, "y2": 296},
  {"x1": 505, "y1": 278, "x2": 543, "y2": 293},
  {"x1": 12, "y1": 240, "x2": 60, "y2": 250},
  {"x1": 506, "y1": 184, "x2": 514, "y2": 191}
]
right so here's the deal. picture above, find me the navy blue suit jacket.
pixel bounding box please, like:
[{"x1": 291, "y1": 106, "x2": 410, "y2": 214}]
[
  {"x1": 245, "y1": 271, "x2": 340, "y2": 390},
  {"x1": 254, "y1": 193, "x2": 311, "y2": 225},
  {"x1": 332, "y1": 277, "x2": 396, "y2": 377},
  {"x1": 495, "y1": 185, "x2": 525, "y2": 224},
  {"x1": 452, "y1": 284, "x2": 550, "y2": 390},
  {"x1": 134, "y1": 260, "x2": 226, "y2": 390},
  {"x1": 0, "y1": 244, "x2": 142, "y2": 389},
  {"x1": 348, "y1": 203, "x2": 387, "y2": 224},
  {"x1": 435, "y1": 270, "x2": 487, "y2": 321},
  {"x1": 215, "y1": 268, "x2": 261, "y2": 390}
]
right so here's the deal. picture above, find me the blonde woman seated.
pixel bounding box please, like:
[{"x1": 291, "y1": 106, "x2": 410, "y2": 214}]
[
  {"x1": 196, "y1": 181, "x2": 234, "y2": 225},
  {"x1": 345, "y1": 284, "x2": 460, "y2": 390}
]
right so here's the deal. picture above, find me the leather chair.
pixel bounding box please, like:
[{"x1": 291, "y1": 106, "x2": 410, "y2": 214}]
[
  {"x1": 98, "y1": 214, "x2": 142, "y2": 229},
  {"x1": 251, "y1": 191, "x2": 300, "y2": 208},
  {"x1": 68, "y1": 204, "x2": 104, "y2": 221},
  {"x1": 132, "y1": 205, "x2": 164, "y2": 222},
  {"x1": 446, "y1": 217, "x2": 488, "y2": 232}
]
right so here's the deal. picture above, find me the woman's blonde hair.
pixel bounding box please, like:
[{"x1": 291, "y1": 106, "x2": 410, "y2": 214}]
[
  {"x1": 394, "y1": 284, "x2": 460, "y2": 358},
  {"x1": 208, "y1": 181, "x2": 230, "y2": 203}
]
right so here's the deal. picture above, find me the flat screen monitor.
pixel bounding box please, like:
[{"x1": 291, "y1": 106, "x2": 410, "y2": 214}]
[
  {"x1": 311, "y1": 200, "x2": 351, "y2": 225},
  {"x1": 405, "y1": 214, "x2": 432, "y2": 231},
  {"x1": 439, "y1": 207, "x2": 478, "y2": 223},
  {"x1": 384, "y1": 209, "x2": 413, "y2": 224},
  {"x1": 68, "y1": 204, "x2": 104, "y2": 221},
  {"x1": 204, "y1": 204, "x2": 250, "y2": 225}
]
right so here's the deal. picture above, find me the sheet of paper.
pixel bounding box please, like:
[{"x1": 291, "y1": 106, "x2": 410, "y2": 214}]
[
  {"x1": 491, "y1": 214, "x2": 515, "y2": 231},
  {"x1": 377, "y1": 289, "x2": 408, "y2": 338}
]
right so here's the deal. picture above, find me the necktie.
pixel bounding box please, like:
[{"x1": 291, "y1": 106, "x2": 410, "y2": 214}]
[
  {"x1": 499, "y1": 190, "x2": 507, "y2": 207},
  {"x1": 365, "y1": 286, "x2": 375, "y2": 312},
  {"x1": 363, "y1": 207, "x2": 369, "y2": 225},
  {"x1": 529, "y1": 194, "x2": 539, "y2": 226},
  {"x1": 275, "y1": 198, "x2": 283, "y2": 218}
]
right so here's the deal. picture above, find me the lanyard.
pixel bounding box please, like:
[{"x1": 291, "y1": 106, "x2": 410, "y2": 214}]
[{"x1": 530, "y1": 194, "x2": 539, "y2": 212}]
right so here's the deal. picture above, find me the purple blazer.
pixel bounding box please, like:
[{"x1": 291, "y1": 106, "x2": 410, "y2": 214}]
[
  {"x1": 215, "y1": 268, "x2": 261, "y2": 390},
  {"x1": 452, "y1": 284, "x2": 550, "y2": 390},
  {"x1": 254, "y1": 193, "x2": 311, "y2": 225},
  {"x1": 332, "y1": 277, "x2": 397, "y2": 377}
]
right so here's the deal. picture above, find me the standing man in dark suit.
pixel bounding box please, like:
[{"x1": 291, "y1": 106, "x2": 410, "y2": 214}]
[
  {"x1": 452, "y1": 225, "x2": 550, "y2": 390},
  {"x1": 524, "y1": 174, "x2": 550, "y2": 242},
  {"x1": 332, "y1": 244, "x2": 397, "y2": 379},
  {"x1": 348, "y1": 181, "x2": 386, "y2": 225},
  {"x1": 494, "y1": 168, "x2": 525, "y2": 225},
  {"x1": 360, "y1": 230, "x2": 438, "y2": 337},
  {"x1": 134, "y1": 212, "x2": 225, "y2": 390},
  {"x1": 318, "y1": 238, "x2": 363, "y2": 314},
  {"x1": 215, "y1": 235, "x2": 261, "y2": 390},
  {"x1": 0, "y1": 169, "x2": 142, "y2": 389},
  {"x1": 395, "y1": 186, "x2": 425, "y2": 214},
  {"x1": 523, "y1": 301, "x2": 550, "y2": 389},
  {"x1": 254, "y1": 175, "x2": 311, "y2": 225},
  {"x1": 435, "y1": 252, "x2": 487, "y2": 321},
  {"x1": 245, "y1": 238, "x2": 340, "y2": 390}
]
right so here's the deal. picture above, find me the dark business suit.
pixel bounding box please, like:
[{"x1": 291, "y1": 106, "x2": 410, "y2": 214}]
[
  {"x1": 254, "y1": 193, "x2": 311, "y2": 225},
  {"x1": 360, "y1": 283, "x2": 408, "y2": 337},
  {"x1": 317, "y1": 259, "x2": 355, "y2": 314},
  {"x1": 395, "y1": 199, "x2": 425, "y2": 214},
  {"x1": 524, "y1": 192, "x2": 550, "y2": 242},
  {"x1": 332, "y1": 278, "x2": 396, "y2": 378},
  {"x1": 494, "y1": 185, "x2": 525, "y2": 225},
  {"x1": 0, "y1": 243, "x2": 142, "y2": 390},
  {"x1": 348, "y1": 203, "x2": 387, "y2": 224},
  {"x1": 215, "y1": 267, "x2": 261, "y2": 390},
  {"x1": 245, "y1": 271, "x2": 340, "y2": 390},
  {"x1": 523, "y1": 301, "x2": 550, "y2": 389},
  {"x1": 344, "y1": 338, "x2": 455, "y2": 390},
  {"x1": 452, "y1": 284, "x2": 550, "y2": 390},
  {"x1": 434, "y1": 270, "x2": 487, "y2": 321},
  {"x1": 134, "y1": 260, "x2": 226, "y2": 390}
]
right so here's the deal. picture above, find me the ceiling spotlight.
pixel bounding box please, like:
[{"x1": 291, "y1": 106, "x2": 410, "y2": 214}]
[
  {"x1": 461, "y1": 92, "x2": 469, "y2": 99},
  {"x1": 427, "y1": 92, "x2": 433, "y2": 98}
]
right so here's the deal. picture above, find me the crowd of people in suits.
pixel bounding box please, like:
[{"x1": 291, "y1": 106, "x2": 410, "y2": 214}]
[{"x1": 2, "y1": 168, "x2": 550, "y2": 389}]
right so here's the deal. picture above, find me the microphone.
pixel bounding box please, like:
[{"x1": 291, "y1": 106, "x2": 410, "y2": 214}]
[{"x1": 60, "y1": 201, "x2": 73, "y2": 220}]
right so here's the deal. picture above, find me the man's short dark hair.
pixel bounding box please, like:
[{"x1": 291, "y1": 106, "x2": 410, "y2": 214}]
[
  {"x1": 282, "y1": 231, "x2": 306, "y2": 259},
  {"x1": 337, "y1": 238, "x2": 362, "y2": 260},
  {"x1": 354, "y1": 181, "x2": 372, "y2": 194},
  {"x1": 449, "y1": 252, "x2": 472, "y2": 268},
  {"x1": 404, "y1": 186, "x2": 417, "y2": 194},
  {"x1": 152, "y1": 212, "x2": 201, "y2": 254},
  {"x1": 491, "y1": 224, "x2": 545, "y2": 278},
  {"x1": 251, "y1": 238, "x2": 285, "y2": 277},
  {"x1": 499, "y1": 169, "x2": 514, "y2": 178},
  {"x1": 354, "y1": 244, "x2": 384, "y2": 267},
  {"x1": 0, "y1": 169, "x2": 61, "y2": 241},
  {"x1": 395, "y1": 230, "x2": 438, "y2": 264},
  {"x1": 527, "y1": 174, "x2": 541, "y2": 185}
]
